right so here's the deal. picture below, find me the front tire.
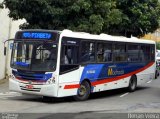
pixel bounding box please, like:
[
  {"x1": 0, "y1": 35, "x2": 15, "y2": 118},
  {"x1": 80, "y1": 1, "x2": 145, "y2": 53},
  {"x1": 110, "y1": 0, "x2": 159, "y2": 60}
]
[
  {"x1": 128, "y1": 75, "x2": 137, "y2": 92},
  {"x1": 42, "y1": 96, "x2": 54, "y2": 102},
  {"x1": 74, "y1": 81, "x2": 91, "y2": 101}
]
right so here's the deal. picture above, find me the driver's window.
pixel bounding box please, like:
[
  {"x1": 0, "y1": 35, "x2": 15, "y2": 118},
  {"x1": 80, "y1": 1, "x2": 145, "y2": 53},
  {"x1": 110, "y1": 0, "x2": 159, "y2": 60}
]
[
  {"x1": 61, "y1": 45, "x2": 78, "y2": 64},
  {"x1": 60, "y1": 44, "x2": 79, "y2": 74}
]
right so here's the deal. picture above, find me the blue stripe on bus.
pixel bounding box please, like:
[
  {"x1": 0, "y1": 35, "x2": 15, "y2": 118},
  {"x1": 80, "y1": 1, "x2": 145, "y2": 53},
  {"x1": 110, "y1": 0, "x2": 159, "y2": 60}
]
[{"x1": 80, "y1": 62, "x2": 148, "y2": 83}]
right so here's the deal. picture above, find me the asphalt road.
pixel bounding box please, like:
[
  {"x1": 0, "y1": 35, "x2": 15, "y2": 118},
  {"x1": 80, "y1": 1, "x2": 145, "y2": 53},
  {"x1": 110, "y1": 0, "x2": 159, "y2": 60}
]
[{"x1": 0, "y1": 77, "x2": 160, "y2": 119}]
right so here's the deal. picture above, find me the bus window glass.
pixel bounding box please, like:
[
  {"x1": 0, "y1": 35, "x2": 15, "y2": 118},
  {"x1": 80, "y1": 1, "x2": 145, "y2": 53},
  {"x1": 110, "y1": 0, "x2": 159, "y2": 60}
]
[
  {"x1": 127, "y1": 44, "x2": 139, "y2": 62},
  {"x1": 97, "y1": 43, "x2": 112, "y2": 62},
  {"x1": 61, "y1": 45, "x2": 78, "y2": 65},
  {"x1": 113, "y1": 43, "x2": 127, "y2": 62},
  {"x1": 60, "y1": 37, "x2": 80, "y2": 73},
  {"x1": 151, "y1": 45, "x2": 155, "y2": 61},
  {"x1": 80, "y1": 41, "x2": 95, "y2": 63},
  {"x1": 11, "y1": 42, "x2": 57, "y2": 71},
  {"x1": 140, "y1": 45, "x2": 150, "y2": 62}
]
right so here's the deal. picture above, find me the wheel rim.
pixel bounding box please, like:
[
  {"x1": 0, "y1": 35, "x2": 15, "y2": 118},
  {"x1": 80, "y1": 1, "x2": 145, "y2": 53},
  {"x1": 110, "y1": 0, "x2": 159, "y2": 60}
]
[{"x1": 78, "y1": 85, "x2": 87, "y2": 96}]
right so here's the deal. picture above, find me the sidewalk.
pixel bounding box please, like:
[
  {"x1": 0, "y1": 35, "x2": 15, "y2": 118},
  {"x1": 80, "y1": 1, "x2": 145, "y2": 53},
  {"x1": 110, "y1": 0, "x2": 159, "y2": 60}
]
[
  {"x1": 0, "y1": 78, "x2": 7, "y2": 84},
  {"x1": 0, "y1": 78, "x2": 9, "y2": 93}
]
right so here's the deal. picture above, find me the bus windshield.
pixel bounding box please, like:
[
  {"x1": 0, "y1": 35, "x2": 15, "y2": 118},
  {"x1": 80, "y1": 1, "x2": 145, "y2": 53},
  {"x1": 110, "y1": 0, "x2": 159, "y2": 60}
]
[{"x1": 11, "y1": 41, "x2": 57, "y2": 72}]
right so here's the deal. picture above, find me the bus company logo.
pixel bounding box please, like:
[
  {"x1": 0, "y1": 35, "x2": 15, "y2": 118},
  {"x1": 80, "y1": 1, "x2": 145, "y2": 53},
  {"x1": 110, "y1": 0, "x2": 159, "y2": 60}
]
[
  {"x1": 108, "y1": 68, "x2": 124, "y2": 76},
  {"x1": 108, "y1": 68, "x2": 113, "y2": 76}
]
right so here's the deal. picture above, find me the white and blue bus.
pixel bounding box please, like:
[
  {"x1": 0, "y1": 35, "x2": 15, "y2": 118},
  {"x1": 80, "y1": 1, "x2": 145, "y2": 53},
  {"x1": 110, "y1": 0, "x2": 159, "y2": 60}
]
[{"x1": 9, "y1": 29, "x2": 156, "y2": 101}]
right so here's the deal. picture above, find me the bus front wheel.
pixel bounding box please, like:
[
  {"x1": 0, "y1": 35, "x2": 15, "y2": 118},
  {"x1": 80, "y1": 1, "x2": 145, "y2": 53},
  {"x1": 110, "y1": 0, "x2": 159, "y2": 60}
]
[
  {"x1": 42, "y1": 96, "x2": 54, "y2": 102},
  {"x1": 128, "y1": 75, "x2": 137, "y2": 92},
  {"x1": 73, "y1": 81, "x2": 91, "y2": 101}
]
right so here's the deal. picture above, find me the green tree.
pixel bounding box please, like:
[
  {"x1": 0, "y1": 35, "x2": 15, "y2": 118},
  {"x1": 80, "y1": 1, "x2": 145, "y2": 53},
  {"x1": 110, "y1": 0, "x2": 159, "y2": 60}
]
[
  {"x1": 0, "y1": 1, "x2": 3, "y2": 8},
  {"x1": 1, "y1": 0, "x2": 160, "y2": 37},
  {"x1": 114, "y1": 0, "x2": 160, "y2": 37},
  {"x1": 156, "y1": 42, "x2": 160, "y2": 50}
]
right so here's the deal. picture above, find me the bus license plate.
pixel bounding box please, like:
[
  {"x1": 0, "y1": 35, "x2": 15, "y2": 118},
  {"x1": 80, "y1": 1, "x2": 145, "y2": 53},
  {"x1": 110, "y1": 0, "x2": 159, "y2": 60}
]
[{"x1": 26, "y1": 85, "x2": 33, "y2": 89}]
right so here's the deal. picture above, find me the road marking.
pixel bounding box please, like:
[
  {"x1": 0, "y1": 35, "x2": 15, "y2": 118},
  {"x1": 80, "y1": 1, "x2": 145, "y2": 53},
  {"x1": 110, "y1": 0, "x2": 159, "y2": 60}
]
[
  {"x1": 120, "y1": 92, "x2": 129, "y2": 97},
  {"x1": 0, "y1": 92, "x2": 21, "y2": 99},
  {"x1": 0, "y1": 92, "x2": 20, "y2": 95},
  {"x1": 0, "y1": 92, "x2": 13, "y2": 94},
  {"x1": 147, "y1": 80, "x2": 152, "y2": 84}
]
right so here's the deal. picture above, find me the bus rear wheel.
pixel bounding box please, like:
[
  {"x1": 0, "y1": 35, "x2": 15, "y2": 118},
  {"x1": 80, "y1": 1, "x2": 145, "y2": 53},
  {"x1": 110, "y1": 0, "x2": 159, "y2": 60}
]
[
  {"x1": 155, "y1": 70, "x2": 159, "y2": 79},
  {"x1": 128, "y1": 75, "x2": 137, "y2": 92},
  {"x1": 74, "y1": 81, "x2": 91, "y2": 101}
]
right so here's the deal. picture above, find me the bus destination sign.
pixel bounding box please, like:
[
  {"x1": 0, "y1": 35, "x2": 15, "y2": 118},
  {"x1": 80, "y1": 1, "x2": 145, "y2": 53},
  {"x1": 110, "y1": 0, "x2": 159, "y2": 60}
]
[
  {"x1": 22, "y1": 32, "x2": 52, "y2": 39},
  {"x1": 15, "y1": 31, "x2": 58, "y2": 40}
]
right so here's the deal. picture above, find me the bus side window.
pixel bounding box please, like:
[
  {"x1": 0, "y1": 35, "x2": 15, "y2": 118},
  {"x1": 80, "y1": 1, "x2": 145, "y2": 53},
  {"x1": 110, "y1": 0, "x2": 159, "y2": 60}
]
[
  {"x1": 97, "y1": 43, "x2": 104, "y2": 62},
  {"x1": 60, "y1": 44, "x2": 79, "y2": 74},
  {"x1": 80, "y1": 41, "x2": 95, "y2": 63},
  {"x1": 104, "y1": 49, "x2": 112, "y2": 62},
  {"x1": 66, "y1": 47, "x2": 73, "y2": 64},
  {"x1": 113, "y1": 43, "x2": 127, "y2": 62},
  {"x1": 60, "y1": 46, "x2": 68, "y2": 64},
  {"x1": 127, "y1": 44, "x2": 139, "y2": 62},
  {"x1": 61, "y1": 46, "x2": 75, "y2": 64},
  {"x1": 97, "y1": 42, "x2": 112, "y2": 62},
  {"x1": 140, "y1": 45, "x2": 151, "y2": 62},
  {"x1": 151, "y1": 45, "x2": 155, "y2": 61}
]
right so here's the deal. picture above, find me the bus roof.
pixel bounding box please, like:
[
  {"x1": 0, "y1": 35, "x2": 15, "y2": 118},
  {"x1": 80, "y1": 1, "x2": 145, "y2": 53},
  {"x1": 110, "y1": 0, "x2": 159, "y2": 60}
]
[{"x1": 61, "y1": 29, "x2": 155, "y2": 44}]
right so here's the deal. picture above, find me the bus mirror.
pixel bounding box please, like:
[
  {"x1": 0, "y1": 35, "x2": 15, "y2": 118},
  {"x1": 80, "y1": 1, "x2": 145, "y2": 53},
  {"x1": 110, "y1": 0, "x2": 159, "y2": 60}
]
[
  {"x1": 4, "y1": 47, "x2": 6, "y2": 56},
  {"x1": 3, "y1": 39, "x2": 14, "y2": 56}
]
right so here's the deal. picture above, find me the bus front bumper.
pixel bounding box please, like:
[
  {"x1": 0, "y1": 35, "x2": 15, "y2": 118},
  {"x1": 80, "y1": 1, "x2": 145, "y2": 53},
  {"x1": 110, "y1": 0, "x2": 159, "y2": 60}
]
[{"x1": 9, "y1": 78, "x2": 58, "y2": 97}]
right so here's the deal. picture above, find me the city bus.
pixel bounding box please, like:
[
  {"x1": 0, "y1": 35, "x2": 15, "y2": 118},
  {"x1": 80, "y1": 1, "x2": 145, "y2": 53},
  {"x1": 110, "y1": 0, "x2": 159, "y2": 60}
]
[{"x1": 9, "y1": 29, "x2": 156, "y2": 101}]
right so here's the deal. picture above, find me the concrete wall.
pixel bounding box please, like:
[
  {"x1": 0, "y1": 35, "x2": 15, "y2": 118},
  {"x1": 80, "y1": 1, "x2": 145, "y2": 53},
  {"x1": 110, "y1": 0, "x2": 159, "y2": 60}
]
[
  {"x1": 0, "y1": 7, "x2": 10, "y2": 80},
  {"x1": 143, "y1": 30, "x2": 160, "y2": 42},
  {"x1": 0, "y1": 3, "x2": 25, "y2": 80}
]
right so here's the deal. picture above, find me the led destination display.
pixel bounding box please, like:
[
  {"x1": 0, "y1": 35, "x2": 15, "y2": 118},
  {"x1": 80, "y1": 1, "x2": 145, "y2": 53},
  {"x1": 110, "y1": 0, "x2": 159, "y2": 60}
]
[{"x1": 15, "y1": 31, "x2": 58, "y2": 40}]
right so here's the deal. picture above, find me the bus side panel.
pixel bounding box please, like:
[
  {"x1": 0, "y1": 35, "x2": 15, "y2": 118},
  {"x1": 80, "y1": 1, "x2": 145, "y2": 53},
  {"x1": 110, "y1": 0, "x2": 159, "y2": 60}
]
[
  {"x1": 137, "y1": 63, "x2": 155, "y2": 85},
  {"x1": 57, "y1": 68, "x2": 82, "y2": 97},
  {"x1": 79, "y1": 63, "x2": 137, "y2": 92},
  {"x1": 57, "y1": 82, "x2": 79, "y2": 97},
  {"x1": 83, "y1": 62, "x2": 155, "y2": 92},
  {"x1": 101, "y1": 77, "x2": 130, "y2": 91},
  {"x1": 57, "y1": 62, "x2": 155, "y2": 97}
]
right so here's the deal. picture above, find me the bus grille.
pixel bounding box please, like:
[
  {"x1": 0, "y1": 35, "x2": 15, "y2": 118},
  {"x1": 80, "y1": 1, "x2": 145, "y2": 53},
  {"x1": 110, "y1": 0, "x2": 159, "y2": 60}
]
[{"x1": 20, "y1": 86, "x2": 41, "y2": 92}]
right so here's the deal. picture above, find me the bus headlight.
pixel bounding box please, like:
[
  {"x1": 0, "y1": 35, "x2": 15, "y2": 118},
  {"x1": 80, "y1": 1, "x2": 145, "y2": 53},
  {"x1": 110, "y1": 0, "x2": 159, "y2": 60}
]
[{"x1": 46, "y1": 77, "x2": 56, "y2": 84}]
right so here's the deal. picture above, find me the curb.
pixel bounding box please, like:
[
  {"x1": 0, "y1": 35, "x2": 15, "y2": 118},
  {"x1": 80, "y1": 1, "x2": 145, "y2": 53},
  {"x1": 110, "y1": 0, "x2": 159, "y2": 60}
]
[{"x1": 0, "y1": 78, "x2": 8, "y2": 84}]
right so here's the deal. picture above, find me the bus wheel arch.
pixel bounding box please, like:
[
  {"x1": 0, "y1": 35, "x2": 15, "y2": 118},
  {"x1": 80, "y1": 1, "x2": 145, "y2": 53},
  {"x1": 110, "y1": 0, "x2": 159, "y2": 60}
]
[
  {"x1": 82, "y1": 79, "x2": 91, "y2": 88},
  {"x1": 128, "y1": 74, "x2": 137, "y2": 92},
  {"x1": 73, "y1": 79, "x2": 91, "y2": 101}
]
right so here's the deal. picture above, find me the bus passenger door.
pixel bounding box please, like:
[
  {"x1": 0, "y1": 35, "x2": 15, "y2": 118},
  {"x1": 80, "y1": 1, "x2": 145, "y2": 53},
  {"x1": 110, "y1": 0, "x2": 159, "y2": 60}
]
[{"x1": 58, "y1": 44, "x2": 80, "y2": 97}]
